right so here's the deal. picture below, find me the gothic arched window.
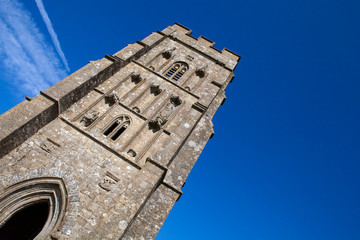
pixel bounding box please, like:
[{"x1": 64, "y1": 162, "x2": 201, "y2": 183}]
[
  {"x1": 104, "y1": 115, "x2": 131, "y2": 141},
  {"x1": 0, "y1": 178, "x2": 67, "y2": 240},
  {"x1": 165, "y1": 62, "x2": 188, "y2": 81}
]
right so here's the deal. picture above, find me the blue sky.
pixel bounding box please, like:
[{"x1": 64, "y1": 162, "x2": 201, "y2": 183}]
[{"x1": 0, "y1": 0, "x2": 360, "y2": 239}]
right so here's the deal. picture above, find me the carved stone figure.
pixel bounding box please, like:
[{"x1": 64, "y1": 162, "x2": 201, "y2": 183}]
[
  {"x1": 149, "y1": 96, "x2": 182, "y2": 130},
  {"x1": 150, "y1": 84, "x2": 162, "y2": 96},
  {"x1": 162, "y1": 47, "x2": 176, "y2": 59},
  {"x1": 104, "y1": 92, "x2": 120, "y2": 106},
  {"x1": 80, "y1": 110, "x2": 99, "y2": 127},
  {"x1": 131, "y1": 73, "x2": 142, "y2": 84},
  {"x1": 195, "y1": 68, "x2": 206, "y2": 78},
  {"x1": 127, "y1": 149, "x2": 137, "y2": 157},
  {"x1": 132, "y1": 106, "x2": 141, "y2": 113}
]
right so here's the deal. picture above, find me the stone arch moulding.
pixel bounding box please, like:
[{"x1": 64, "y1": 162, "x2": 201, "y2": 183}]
[{"x1": 0, "y1": 177, "x2": 68, "y2": 240}]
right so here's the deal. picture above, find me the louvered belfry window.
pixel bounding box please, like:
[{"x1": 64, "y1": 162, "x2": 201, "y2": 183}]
[
  {"x1": 104, "y1": 115, "x2": 131, "y2": 141},
  {"x1": 165, "y1": 62, "x2": 188, "y2": 81}
]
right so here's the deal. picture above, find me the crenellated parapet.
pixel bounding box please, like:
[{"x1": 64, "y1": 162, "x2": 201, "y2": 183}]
[{"x1": 160, "y1": 23, "x2": 241, "y2": 71}]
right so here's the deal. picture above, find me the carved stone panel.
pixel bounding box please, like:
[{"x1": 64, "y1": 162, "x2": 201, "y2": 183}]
[
  {"x1": 186, "y1": 55, "x2": 194, "y2": 61},
  {"x1": 99, "y1": 172, "x2": 120, "y2": 192},
  {"x1": 39, "y1": 138, "x2": 61, "y2": 154}
]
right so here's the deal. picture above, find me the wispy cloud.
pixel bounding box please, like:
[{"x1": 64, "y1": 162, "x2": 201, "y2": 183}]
[
  {"x1": 0, "y1": 0, "x2": 67, "y2": 96},
  {"x1": 35, "y1": 0, "x2": 70, "y2": 72}
]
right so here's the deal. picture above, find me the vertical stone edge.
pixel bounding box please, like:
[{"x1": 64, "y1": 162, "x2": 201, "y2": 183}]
[{"x1": 0, "y1": 95, "x2": 57, "y2": 158}]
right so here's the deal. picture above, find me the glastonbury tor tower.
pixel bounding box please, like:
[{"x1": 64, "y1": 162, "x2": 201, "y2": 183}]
[{"x1": 0, "y1": 23, "x2": 240, "y2": 239}]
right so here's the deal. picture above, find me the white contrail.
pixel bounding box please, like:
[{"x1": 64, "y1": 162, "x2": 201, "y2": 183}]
[
  {"x1": 0, "y1": 0, "x2": 67, "y2": 96},
  {"x1": 35, "y1": 0, "x2": 70, "y2": 72}
]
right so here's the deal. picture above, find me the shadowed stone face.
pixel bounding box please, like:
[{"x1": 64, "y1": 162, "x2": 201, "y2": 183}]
[{"x1": 0, "y1": 23, "x2": 240, "y2": 239}]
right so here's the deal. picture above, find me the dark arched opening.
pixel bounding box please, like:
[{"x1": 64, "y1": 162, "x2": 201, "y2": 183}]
[{"x1": 0, "y1": 201, "x2": 49, "y2": 240}]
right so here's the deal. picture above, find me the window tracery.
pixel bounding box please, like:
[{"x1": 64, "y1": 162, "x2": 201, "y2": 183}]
[
  {"x1": 165, "y1": 62, "x2": 188, "y2": 81},
  {"x1": 103, "y1": 115, "x2": 131, "y2": 141}
]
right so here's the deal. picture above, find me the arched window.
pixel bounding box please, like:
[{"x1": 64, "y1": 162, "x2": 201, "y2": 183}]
[
  {"x1": 165, "y1": 62, "x2": 188, "y2": 81},
  {"x1": 0, "y1": 178, "x2": 67, "y2": 240},
  {"x1": 104, "y1": 115, "x2": 131, "y2": 141}
]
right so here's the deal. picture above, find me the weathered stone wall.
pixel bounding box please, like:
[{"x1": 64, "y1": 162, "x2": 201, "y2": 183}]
[{"x1": 0, "y1": 23, "x2": 240, "y2": 239}]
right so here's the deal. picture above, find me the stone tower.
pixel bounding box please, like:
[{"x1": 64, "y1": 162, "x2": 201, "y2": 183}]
[{"x1": 0, "y1": 23, "x2": 240, "y2": 239}]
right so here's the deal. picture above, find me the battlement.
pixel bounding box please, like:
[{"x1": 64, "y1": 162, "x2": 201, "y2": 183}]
[{"x1": 160, "y1": 23, "x2": 241, "y2": 71}]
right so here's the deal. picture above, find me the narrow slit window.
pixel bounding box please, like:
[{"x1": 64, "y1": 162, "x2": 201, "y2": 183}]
[
  {"x1": 111, "y1": 125, "x2": 127, "y2": 140},
  {"x1": 104, "y1": 121, "x2": 119, "y2": 136}
]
